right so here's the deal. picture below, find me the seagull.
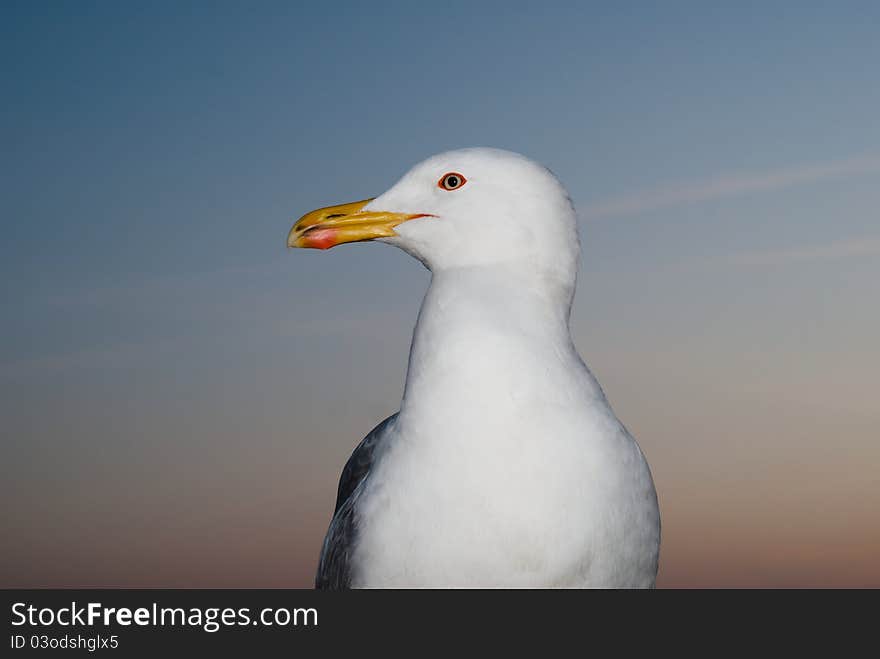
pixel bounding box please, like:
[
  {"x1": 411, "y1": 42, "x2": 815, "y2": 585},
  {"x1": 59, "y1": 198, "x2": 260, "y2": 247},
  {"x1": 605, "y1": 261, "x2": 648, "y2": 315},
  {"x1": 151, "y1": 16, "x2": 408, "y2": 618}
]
[{"x1": 288, "y1": 148, "x2": 660, "y2": 588}]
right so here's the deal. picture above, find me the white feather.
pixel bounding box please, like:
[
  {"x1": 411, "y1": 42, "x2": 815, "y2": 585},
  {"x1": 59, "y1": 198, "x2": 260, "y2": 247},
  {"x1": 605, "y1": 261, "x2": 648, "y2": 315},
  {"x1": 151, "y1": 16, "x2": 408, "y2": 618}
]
[{"x1": 350, "y1": 148, "x2": 659, "y2": 587}]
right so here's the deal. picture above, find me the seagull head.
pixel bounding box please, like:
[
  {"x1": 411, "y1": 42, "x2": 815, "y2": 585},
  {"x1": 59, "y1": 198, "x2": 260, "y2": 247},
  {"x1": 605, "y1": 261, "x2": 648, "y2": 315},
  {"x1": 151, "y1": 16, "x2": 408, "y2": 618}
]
[{"x1": 288, "y1": 148, "x2": 580, "y2": 279}]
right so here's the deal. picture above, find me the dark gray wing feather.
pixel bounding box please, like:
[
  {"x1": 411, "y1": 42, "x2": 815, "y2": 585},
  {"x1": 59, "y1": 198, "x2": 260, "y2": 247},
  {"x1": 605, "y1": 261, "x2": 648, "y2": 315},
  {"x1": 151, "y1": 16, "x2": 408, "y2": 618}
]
[{"x1": 314, "y1": 414, "x2": 396, "y2": 590}]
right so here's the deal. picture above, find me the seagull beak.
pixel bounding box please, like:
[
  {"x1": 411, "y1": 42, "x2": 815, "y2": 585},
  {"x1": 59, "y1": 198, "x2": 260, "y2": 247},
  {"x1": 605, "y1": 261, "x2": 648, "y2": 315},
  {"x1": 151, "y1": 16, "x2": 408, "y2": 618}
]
[{"x1": 288, "y1": 198, "x2": 430, "y2": 250}]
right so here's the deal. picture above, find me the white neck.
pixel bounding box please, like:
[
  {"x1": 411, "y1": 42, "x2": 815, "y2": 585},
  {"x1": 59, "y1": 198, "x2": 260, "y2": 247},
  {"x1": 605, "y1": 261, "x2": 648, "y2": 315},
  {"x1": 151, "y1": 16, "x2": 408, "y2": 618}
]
[
  {"x1": 354, "y1": 263, "x2": 660, "y2": 589},
  {"x1": 398, "y1": 264, "x2": 597, "y2": 433}
]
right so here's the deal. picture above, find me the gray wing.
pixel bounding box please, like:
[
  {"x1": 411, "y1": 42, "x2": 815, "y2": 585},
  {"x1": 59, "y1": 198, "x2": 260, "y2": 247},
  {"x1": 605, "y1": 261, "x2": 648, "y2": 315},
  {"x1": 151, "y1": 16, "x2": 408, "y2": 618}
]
[{"x1": 314, "y1": 414, "x2": 396, "y2": 590}]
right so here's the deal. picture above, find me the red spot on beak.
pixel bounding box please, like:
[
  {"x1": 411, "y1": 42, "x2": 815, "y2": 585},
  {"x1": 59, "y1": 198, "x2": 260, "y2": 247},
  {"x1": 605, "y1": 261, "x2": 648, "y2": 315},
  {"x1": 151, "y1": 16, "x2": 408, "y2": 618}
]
[{"x1": 302, "y1": 228, "x2": 338, "y2": 250}]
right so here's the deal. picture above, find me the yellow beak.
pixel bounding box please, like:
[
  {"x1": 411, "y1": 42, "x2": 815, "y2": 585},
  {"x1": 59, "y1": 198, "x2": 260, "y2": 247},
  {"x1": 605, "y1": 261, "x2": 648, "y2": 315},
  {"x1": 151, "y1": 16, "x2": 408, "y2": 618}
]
[{"x1": 287, "y1": 198, "x2": 431, "y2": 250}]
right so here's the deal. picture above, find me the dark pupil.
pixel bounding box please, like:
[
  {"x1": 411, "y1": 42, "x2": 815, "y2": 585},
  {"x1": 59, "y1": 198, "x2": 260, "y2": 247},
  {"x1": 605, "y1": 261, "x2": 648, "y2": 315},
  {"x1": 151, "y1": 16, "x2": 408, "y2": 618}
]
[{"x1": 446, "y1": 176, "x2": 459, "y2": 188}]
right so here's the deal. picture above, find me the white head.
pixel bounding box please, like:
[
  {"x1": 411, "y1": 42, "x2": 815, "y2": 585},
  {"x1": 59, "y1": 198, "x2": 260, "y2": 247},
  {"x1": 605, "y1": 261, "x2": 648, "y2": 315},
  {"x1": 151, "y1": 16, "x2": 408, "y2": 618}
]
[{"x1": 289, "y1": 148, "x2": 580, "y2": 282}]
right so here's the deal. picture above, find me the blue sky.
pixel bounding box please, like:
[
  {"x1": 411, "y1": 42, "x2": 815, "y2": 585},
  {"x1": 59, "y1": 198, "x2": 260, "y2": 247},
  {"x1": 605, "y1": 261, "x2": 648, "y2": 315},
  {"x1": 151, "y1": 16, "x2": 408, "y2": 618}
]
[{"x1": 2, "y1": 1, "x2": 879, "y2": 586}]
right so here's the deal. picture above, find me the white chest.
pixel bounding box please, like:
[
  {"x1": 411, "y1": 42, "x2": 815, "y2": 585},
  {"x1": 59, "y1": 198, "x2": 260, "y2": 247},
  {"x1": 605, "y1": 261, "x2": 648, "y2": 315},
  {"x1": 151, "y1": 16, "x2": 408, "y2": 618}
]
[
  {"x1": 351, "y1": 395, "x2": 660, "y2": 588},
  {"x1": 348, "y1": 270, "x2": 660, "y2": 587}
]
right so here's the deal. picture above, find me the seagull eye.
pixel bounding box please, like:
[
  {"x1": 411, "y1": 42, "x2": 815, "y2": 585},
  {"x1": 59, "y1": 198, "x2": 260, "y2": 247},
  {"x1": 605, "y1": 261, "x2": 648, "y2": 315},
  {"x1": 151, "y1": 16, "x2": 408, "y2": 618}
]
[{"x1": 438, "y1": 172, "x2": 467, "y2": 191}]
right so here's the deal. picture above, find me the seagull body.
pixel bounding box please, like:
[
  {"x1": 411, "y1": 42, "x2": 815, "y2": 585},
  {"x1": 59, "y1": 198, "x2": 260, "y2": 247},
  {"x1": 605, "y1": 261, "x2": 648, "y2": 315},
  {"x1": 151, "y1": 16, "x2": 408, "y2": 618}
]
[{"x1": 289, "y1": 148, "x2": 660, "y2": 588}]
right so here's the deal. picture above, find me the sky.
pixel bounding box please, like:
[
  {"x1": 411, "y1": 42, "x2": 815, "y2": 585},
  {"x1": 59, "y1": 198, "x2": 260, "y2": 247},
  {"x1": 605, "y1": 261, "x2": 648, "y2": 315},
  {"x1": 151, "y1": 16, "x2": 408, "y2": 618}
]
[{"x1": 2, "y1": 1, "x2": 878, "y2": 587}]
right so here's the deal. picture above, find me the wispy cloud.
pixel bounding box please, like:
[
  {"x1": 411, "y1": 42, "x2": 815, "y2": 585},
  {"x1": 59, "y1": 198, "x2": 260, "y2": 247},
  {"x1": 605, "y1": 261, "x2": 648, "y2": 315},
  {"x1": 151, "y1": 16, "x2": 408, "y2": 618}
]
[
  {"x1": 728, "y1": 236, "x2": 880, "y2": 267},
  {"x1": 581, "y1": 154, "x2": 880, "y2": 220}
]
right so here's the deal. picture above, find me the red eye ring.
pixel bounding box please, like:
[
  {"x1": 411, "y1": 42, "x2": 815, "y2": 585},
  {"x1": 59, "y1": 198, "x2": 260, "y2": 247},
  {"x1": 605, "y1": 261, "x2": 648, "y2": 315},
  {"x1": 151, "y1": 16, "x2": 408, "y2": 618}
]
[{"x1": 438, "y1": 172, "x2": 467, "y2": 191}]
